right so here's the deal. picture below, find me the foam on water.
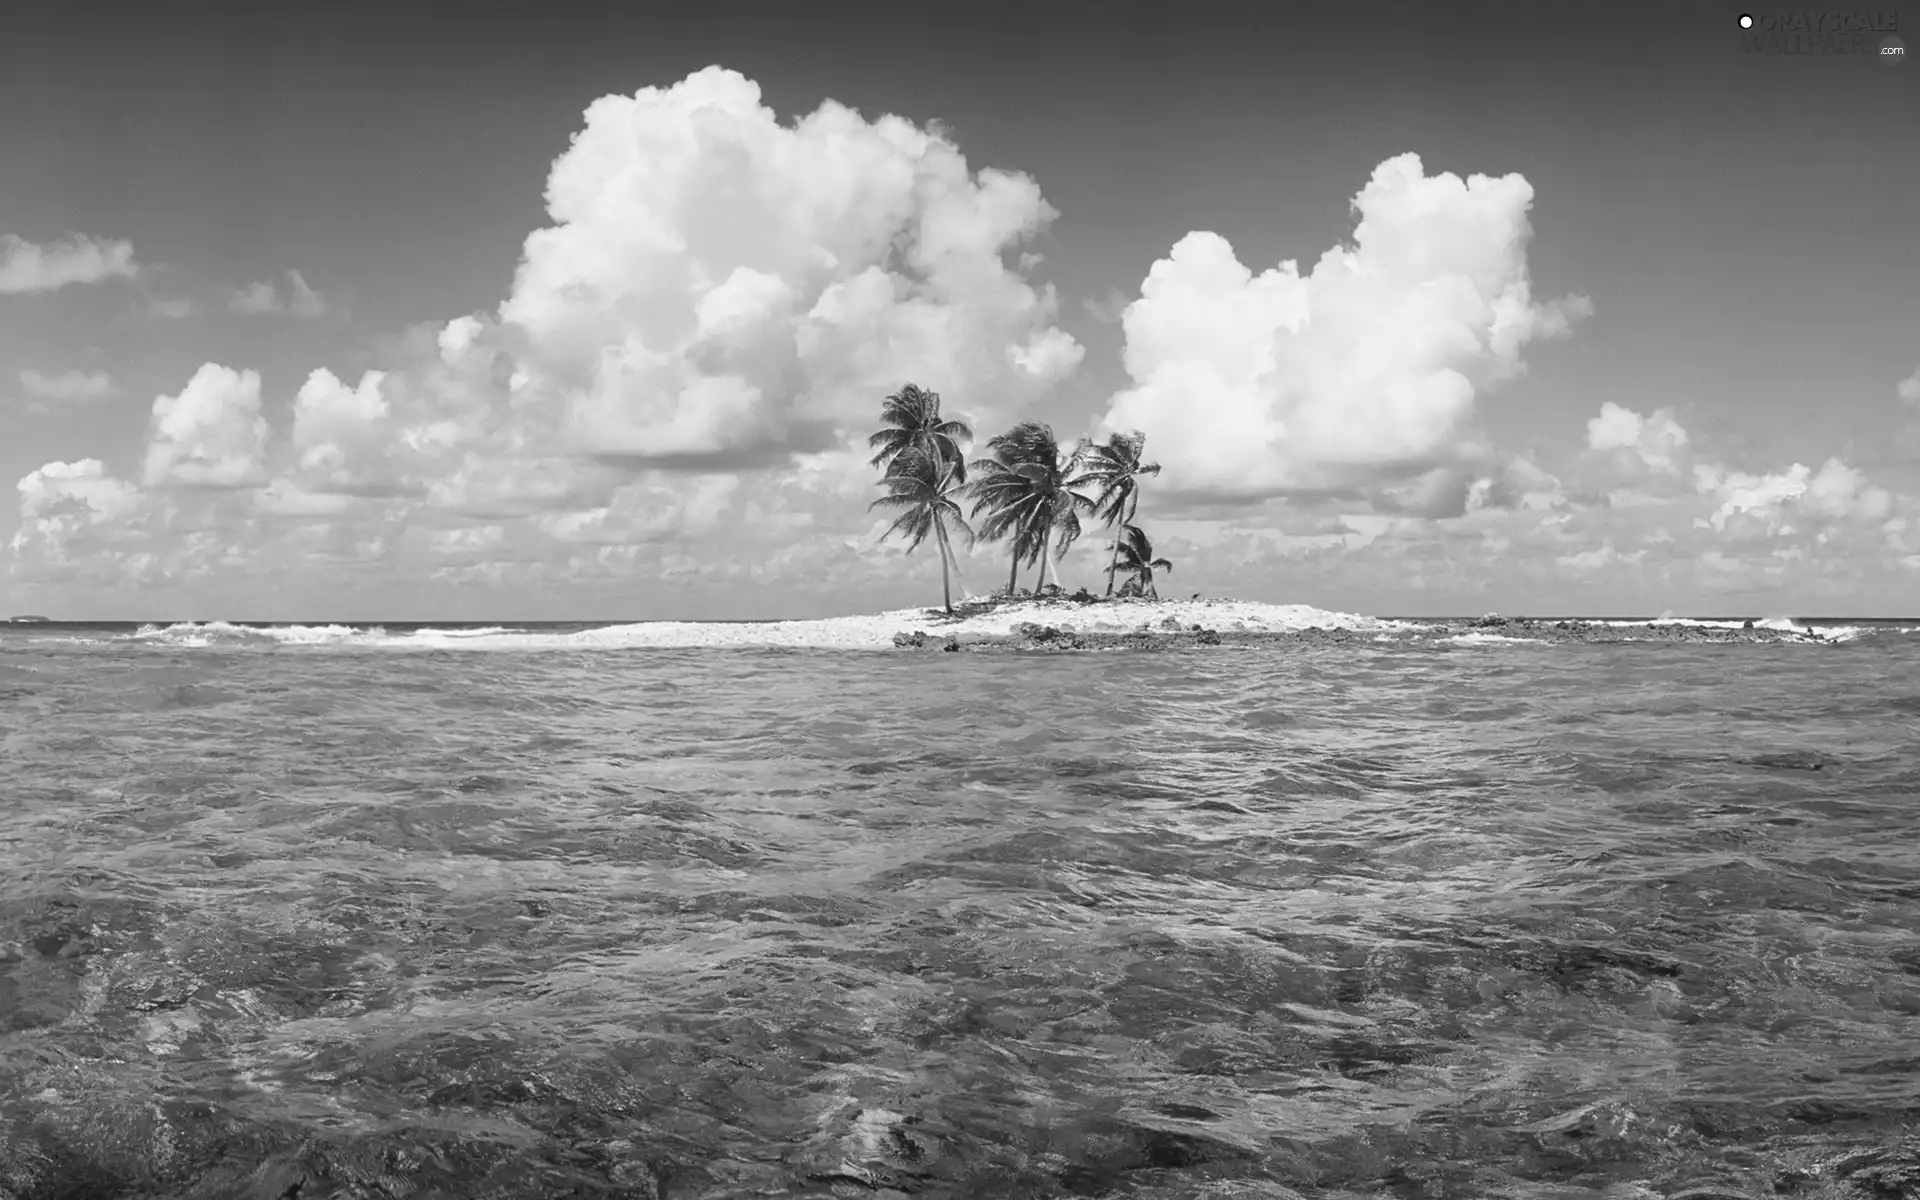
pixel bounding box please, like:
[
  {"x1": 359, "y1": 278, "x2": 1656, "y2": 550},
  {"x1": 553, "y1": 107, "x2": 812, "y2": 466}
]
[
  {"x1": 1606, "y1": 615, "x2": 1867, "y2": 642},
  {"x1": 1446, "y1": 632, "x2": 1539, "y2": 645},
  {"x1": 115, "y1": 601, "x2": 1398, "y2": 652},
  {"x1": 73, "y1": 607, "x2": 1915, "y2": 653}
]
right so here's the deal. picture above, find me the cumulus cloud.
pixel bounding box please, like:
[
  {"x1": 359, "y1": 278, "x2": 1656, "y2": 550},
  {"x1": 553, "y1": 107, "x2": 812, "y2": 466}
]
[
  {"x1": 18, "y1": 369, "x2": 117, "y2": 403},
  {"x1": 497, "y1": 66, "x2": 1079, "y2": 470},
  {"x1": 288, "y1": 368, "x2": 406, "y2": 497},
  {"x1": 1586, "y1": 402, "x2": 1689, "y2": 472},
  {"x1": 9, "y1": 461, "x2": 140, "y2": 551},
  {"x1": 0, "y1": 232, "x2": 137, "y2": 293},
  {"x1": 1099, "y1": 153, "x2": 1589, "y2": 500},
  {"x1": 51, "y1": 62, "x2": 1090, "y2": 595},
  {"x1": 6, "y1": 460, "x2": 145, "y2": 584},
  {"x1": 230, "y1": 270, "x2": 327, "y2": 317},
  {"x1": 149, "y1": 297, "x2": 196, "y2": 320},
  {"x1": 1693, "y1": 457, "x2": 1893, "y2": 533},
  {"x1": 143, "y1": 364, "x2": 270, "y2": 490}
]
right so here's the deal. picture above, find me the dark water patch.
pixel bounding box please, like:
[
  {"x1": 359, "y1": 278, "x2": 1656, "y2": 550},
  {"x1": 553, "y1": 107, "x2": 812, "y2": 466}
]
[{"x1": 1751, "y1": 750, "x2": 1844, "y2": 772}]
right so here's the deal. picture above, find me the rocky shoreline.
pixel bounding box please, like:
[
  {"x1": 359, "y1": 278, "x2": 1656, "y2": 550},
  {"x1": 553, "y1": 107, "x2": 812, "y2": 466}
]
[{"x1": 892, "y1": 611, "x2": 1840, "y2": 652}]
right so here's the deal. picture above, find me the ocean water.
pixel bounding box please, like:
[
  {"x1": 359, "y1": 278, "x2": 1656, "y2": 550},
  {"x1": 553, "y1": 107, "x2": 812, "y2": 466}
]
[{"x1": 2, "y1": 620, "x2": 1918, "y2": 1199}]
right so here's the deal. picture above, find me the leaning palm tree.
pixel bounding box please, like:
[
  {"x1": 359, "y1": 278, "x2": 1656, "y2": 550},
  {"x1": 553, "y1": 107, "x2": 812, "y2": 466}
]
[
  {"x1": 870, "y1": 447, "x2": 974, "y2": 615},
  {"x1": 868, "y1": 384, "x2": 973, "y2": 486},
  {"x1": 870, "y1": 383, "x2": 974, "y2": 594},
  {"x1": 1076, "y1": 430, "x2": 1161, "y2": 597},
  {"x1": 1112, "y1": 524, "x2": 1173, "y2": 600},
  {"x1": 967, "y1": 421, "x2": 1091, "y2": 595}
]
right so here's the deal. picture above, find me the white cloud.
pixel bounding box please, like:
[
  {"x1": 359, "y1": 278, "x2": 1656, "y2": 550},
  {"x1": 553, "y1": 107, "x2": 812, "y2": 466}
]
[
  {"x1": 143, "y1": 363, "x2": 270, "y2": 490},
  {"x1": 1898, "y1": 367, "x2": 1920, "y2": 407},
  {"x1": 6, "y1": 460, "x2": 143, "y2": 582},
  {"x1": 288, "y1": 368, "x2": 404, "y2": 496},
  {"x1": 230, "y1": 281, "x2": 279, "y2": 315},
  {"x1": 498, "y1": 66, "x2": 1079, "y2": 469},
  {"x1": 105, "y1": 63, "x2": 1092, "y2": 582},
  {"x1": 535, "y1": 475, "x2": 740, "y2": 545},
  {"x1": 1693, "y1": 457, "x2": 1893, "y2": 532},
  {"x1": 1557, "y1": 540, "x2": 1643, "y2": 572},
  {"x1": 230, "y1": 270, "x2": 327, "y2": 317},
  {"x1": 1586, "y1": 402, "x2": 1689, "y2": 471},
  {"x1": 0, "y1": 232, "x2": 137, "y2": 293},
  {"x1": 286, "y1": 271, "x2": 326, "y2": 317},
  {"x1": 9, "y1": 461, "x2": 139, "y2": 549},
  {"x1": 18, "y1": 369, "x2": 117, "y2": 402},
  {"x1": 149, "y1": 297, "x2": 196, "y2": 320},
  {"x1": 1099, "y1": 153, "x2": 1589, "y2": 499}
]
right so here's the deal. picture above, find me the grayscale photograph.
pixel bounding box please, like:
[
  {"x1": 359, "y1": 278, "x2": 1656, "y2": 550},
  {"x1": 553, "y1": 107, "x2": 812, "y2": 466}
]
[{"x1": 1, "y1": 1, "x2": 1916, "y2": 1196}]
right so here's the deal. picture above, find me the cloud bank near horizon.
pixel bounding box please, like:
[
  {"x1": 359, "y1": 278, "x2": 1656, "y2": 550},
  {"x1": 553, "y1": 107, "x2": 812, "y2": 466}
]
[{"x1": 4, "y1": 66, "x2": 1917, "y2": 615}]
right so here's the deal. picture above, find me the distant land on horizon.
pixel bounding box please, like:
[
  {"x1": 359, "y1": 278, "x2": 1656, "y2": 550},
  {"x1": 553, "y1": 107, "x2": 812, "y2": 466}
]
[{"x1": 4, "y1": 611, "x2": 1917, "y2": 629}]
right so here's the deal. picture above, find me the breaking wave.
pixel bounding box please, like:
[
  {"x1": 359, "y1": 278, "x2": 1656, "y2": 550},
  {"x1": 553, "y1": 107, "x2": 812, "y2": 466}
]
[
  {"x1": 114, "y1": 602, "x2": 1399, "y2": 653},
  {"x1": 37, "y1": 608, "x2": 1913, "y2": 653}
]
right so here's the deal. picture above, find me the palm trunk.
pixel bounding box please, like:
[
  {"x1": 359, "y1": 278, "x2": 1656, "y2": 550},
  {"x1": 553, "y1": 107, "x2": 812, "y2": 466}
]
[
  {"x1": 1007, "y1": 547, "x2": 1020, "y2": 596},
  {"x1": 933, "y1": 457, "x2": 965, "y2": 599},
  {"x1": 1037, "y1": 524, "x2": 1054, "y2": 591},
  {"x1": 933, "y1": 518, "x2": 954, "y2": 614},
  {"x1": 1105, "y1": 494, "x2": 1137, "y2": 597},
  {"x1": 943, "y1": 524, "x2": 969, "y2": 598}
]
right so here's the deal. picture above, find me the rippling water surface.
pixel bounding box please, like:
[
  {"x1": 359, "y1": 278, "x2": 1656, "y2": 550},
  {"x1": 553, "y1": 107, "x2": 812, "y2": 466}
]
[{"x1": 3, "y1": 626, "x2": 1918, "y2": 1199}]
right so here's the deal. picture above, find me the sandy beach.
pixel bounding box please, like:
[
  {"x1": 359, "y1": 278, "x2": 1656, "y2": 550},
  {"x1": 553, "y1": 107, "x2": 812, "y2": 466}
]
[{"x1": 99, "y1": 599, "x2": 1872, "y2": 652}]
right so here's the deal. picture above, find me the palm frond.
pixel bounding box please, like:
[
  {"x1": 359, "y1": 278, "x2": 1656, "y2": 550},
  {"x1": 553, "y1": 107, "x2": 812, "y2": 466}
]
[{"x1": 868, "y1": 383, "x2": 974, "y2": 483}]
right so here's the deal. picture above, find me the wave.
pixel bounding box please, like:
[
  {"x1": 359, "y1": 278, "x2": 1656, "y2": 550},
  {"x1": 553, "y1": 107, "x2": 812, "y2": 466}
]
[
  {"x1": 1607, "y1": 616, "x2": 1873, "y2": 642},
  {"x1": 124, "y1": 621, "x2": 516, "y2": 649},
  {"x1": 112, "y1": 602, "x2": 1395, "y2": 652},
  {"x1": 90, "y1": 607, "x2": 1918, "y2": 652},
  {"x1": 1446, "y1": 632, "x2": 1541, "y2": 645}
]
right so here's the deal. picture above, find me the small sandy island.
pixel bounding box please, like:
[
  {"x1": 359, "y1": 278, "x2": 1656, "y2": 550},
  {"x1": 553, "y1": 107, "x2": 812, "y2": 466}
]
[
  {"x1": 453, "y1": 591, "x2": 1853, "y2": 652},
  {"x1": 876, "y1": 593, "x2": 1850, "y2": 652},
  {"x1": 118, "y1": 597, "x2": 1860, "y2": 651}
]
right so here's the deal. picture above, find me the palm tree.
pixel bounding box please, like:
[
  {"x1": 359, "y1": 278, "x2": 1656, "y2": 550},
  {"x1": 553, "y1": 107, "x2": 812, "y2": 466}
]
[
  {"x1": 868, "y1": 384, "x2": 973, "y2": 485},
  {"x1": 1112, "y1": 524, "x2": 1173, "y2": 600},
  {"x1": 870, "y1": 383, "x2": 974, "y2": 593},
  {"x1": 871, "y1": 447, "x2": 974, "y2": 615},
  {"x1": 1077, "y1": 430, "x2": 1161, "y2": 597},
  {"x1": 966, "y1": 421, "x2": 1091, "y2": 595}
]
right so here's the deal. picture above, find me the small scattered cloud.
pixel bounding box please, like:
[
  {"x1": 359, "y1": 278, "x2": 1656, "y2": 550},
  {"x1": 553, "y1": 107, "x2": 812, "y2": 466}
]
[
  {"x1": 1081, "y1": 287, "x2": 1130, "y2": 325},
  {"x1": 148, "y1": 296, "x2": 196, "y2": 320},
  {"x1": 18, "y1": 368, "x2": 117, "y2": 403},
  {"x1": 1898, "y1": 367, "x2": 1920, "y2": 407},
  {"x1": 229, "y1": 269, "x2": 327, "y2": 317},
  {"x1": 1586, "y1": 401, "x2": 1689, "y2": 472},
  {"x1": 0, "y1": 232, "x2": 137, "y2": 294},
  {"x1": 229, "y1": 281, "x2": 279, "y2": 315},
  {"x1": 1557, "y1": 540, "x2": 1644, "y2": 572}
]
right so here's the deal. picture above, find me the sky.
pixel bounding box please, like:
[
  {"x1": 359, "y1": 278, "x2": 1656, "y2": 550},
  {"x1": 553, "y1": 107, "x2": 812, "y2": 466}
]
[{"x1": 2, "y1": 0, "x2": 1916, "y2": 620}]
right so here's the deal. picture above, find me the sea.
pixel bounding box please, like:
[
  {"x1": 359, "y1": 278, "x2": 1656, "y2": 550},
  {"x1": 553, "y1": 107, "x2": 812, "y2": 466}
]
[{"x1": 2, "y1": 617, "x2": 1918, "y2": 1199}]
